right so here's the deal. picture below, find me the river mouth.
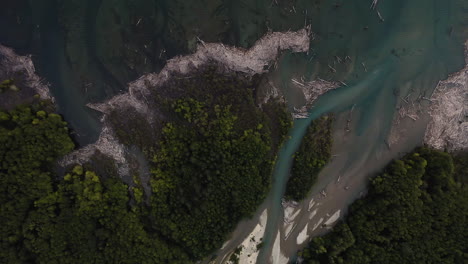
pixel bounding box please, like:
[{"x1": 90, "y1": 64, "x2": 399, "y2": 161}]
[{"x1": 1, "y1": 0, "x2": 467, "y2": 263}]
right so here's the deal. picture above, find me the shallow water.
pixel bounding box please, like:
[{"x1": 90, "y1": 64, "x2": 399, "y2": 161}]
[
  {"x1": 255, "y1": 0, "x2": 467, "y2": 262},
  {"x1": 1, "y1": 0, "x2": 467, "y2": 263}
]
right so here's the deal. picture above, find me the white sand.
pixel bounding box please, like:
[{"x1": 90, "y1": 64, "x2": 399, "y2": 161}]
[
  {"x1": 271, "y1": 231, "x2": 289, "y2": 264},
  {"x1": 324, "y1": 210, "x2": 341, "y2": 226},
  {"x1": 312, "y1": 218, "x2": 324, "y2": 231},
  {"x1": 296, "y1": 224, "x2": 309, "y2": 245},
  {"x1": 283, "y1": 206, "x2": 302, "y2": 240},
  {"x1": 309, "y1": 209, "x2": 318, "y2": 220},
  {"x1": 283, "y1": 206, "x2": 295, "y2": 222},
  {"x1": 291, "y1": 209, "x2": 301, "y2": 220},
  {"x1": 237, "y1": 209, "x2": 268, "y2": 264},
  {"x1": 284, "y1": 222, "x2": 294, "y2": 237},
  {"x1": 308, "y1": 199, "x2": 316, "y2": 211},
  {"x1": 284, "y1": 207, "x2": 301, "y2": 224}
]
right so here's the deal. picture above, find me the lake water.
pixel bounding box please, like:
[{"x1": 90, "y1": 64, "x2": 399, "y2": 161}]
[{"x1": 1, "y1": 0, "x2": 466, "y2": 263}]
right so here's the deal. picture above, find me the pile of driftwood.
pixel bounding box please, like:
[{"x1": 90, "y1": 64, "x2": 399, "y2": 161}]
[
  {"x1": 291, "y1": 77, "x2": 340, "y2": 119},
  {"x1": 424, "y1": 47, "x2": 468, "y2": 151}
]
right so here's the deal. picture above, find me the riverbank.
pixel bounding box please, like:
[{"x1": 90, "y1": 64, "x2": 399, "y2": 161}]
[
  {"x1": 0, "y1": 44, "x2": 53, "y2": 108},
  {"x1": 63, "y1": 28, "x2": 313, "y2": 176},
  {"x1": 424, "y1": 40, "x2": 468, "y2": 151},
  {"x1": 297, "y1": 147, "x2": 468, "y2": 263}
]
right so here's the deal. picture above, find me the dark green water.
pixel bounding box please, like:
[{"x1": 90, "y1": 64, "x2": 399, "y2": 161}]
[{"x1": 1, "y1": 0, "x2": 466, "y2": 262}]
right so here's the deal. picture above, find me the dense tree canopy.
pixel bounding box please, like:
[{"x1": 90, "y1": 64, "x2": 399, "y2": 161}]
[
  {"x1": 0, "y1": 68, "x2": 293, "y2": 263},
  {"x1": 0, "y1": 102, "x2": 191, "y2": 263},
  {"x1": 149, "y1": 98, "x2": 275, "y2": 258},
  {"x1": 0, "y1": 103, "x2": 74, "y2": 262},
  {"x1": 284, "y1": 115, "x2": 332, "y2": 201},
  {"x1": 108, "y1": 67, "x2": 292, "y2": 259},
  {"x1": 22, "y1": 166, "x2": 191, "y2": 264},
  {"x1": 299, "y1": 147, "x2": 468, "y2": 264}
]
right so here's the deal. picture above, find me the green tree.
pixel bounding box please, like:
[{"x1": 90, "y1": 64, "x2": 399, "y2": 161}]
[
  {"x1": 0, "y1": 104, "x2": 74, "y2": 263},
  {"x1": 285, "y1": 115, "x2": 333, "y2": 201},
  {"x1": 299, "y1": 148, "x2": 468, "y2": 264}
]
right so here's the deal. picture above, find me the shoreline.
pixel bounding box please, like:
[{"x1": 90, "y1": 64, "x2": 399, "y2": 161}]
[
  {"x1": 62, "y1": 28, "x2": 314, "y2": 176},
  {"x1": 423, "y1": 40, "x2": 468, "y2": 151},
  {"x1": 0, "y1": 45, "x2": 54, "y2": 103}
]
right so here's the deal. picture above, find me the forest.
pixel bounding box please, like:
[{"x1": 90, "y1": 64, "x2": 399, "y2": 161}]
[
  {"x1": 284, "y1": 115, "x2": 333, "y2": 201},
  {"x1": 299, "y1": 147, "x2": 468, "y2": 264},
  {"x1": 0, "y1": 67, "x2": 293, "y2": 263},
  {"x1": 0, "y1": 101, "x2": 206, "y2": 263},
  {"x1": 4, "y1": 66, "x2": 466, "y2": 264},
  {"x1": 109, "y1": 67, "x2": 293, "y2": 259}
]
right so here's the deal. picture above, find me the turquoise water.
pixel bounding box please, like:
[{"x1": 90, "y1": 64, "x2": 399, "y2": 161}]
[
  {"x1": 1, "y1": 0, "x2": 466, "y2": 262},
  {"x1": 257, "y1": 0, "x2": 467, "y2": 262}
]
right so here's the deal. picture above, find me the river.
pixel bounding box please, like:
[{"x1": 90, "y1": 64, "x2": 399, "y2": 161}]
[
  {"x1": 1, "y1": 0, "x2": 466, "y2": 263},
  {"x1": 217, "y1": 0, "x2": 467, "y2": 262}
]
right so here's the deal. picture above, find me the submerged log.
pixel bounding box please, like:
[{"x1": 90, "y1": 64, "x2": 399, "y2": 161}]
[{"x1": 377, "y1": 11, "x2": 385, "y2": 22}]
